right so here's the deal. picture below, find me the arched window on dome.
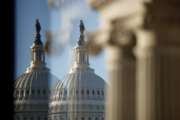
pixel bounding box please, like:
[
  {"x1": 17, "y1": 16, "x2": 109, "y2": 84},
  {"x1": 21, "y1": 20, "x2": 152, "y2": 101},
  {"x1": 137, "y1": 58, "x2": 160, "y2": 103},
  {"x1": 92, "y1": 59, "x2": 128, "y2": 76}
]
[
  {"x1": 64, "y1": 89, "x2": 67, "y2": 95},
  {"x1": 95, "y1": 117, "x2": 99, "y2": 120},
  {"x1": 97, "y1": 90, "x2": 100, "y2": 96},
  {"x1": 92, "y1": 90, "x2": 95, "y2": 96},
  {"x1": 96, "y1": 105, "x2": 100, "y2": 110},
  {"x1": 37, "y1": 89, "x2": 41, "y2": 95},
  {"x1": 21, "y1": 90, "x2": 24, "y2": 96},
  {"x1": 26, "y1": 90, "x2": 29, "y2": 95},
  {"x1": 63, "y1": 89, "x2": 67, "y2": 100},
  {"x1": 16, "y1": 90, "x2": 19, "y2": 96},
  {"x1": 31, "y1": 89, "x2": 35, "y2": 95},
  {"x1": 76, "y1": 90, "x2": 78, "y2": 95},
  {"x1": 87, "y1": 90, "x2": 89, "y2": 95},
  {"x1": 81, "y1": 89, "x2": 84, "y2": 95},
  {"x1": 101, "y1": 90, "x2": 104, "y2": 96},
  {"x1": 19, "y1": 90, "x2": 23, "y2": 100},
  {"x1": 43, "y1": 89, "x2": 46, "y2": 96}
]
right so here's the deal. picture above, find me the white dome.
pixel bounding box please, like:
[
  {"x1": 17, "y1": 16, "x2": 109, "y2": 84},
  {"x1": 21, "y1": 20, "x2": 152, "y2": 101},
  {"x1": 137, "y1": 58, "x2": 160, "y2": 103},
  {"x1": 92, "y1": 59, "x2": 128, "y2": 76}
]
[
  {"x1": 14, "y1": 20, "x2": 60, "y2": 120},
  {"x1": 49, "y1": 21, "x2": 106, "y2": 120},
  {"x1": 15, "y1": 68, "x2": 49, "y2": 90},
  {"x1": 50, "y1": 67, "x2": 105, "y2": 102},
  {"x1": 14, "y1": 67, "x2": 58, "y2": 101},
  {"x1": 14, "y1": 66, "x2": 59, "y2": 120},
  {"x1": 49, "y1": 67, "x2": 106, "y2": 120}
]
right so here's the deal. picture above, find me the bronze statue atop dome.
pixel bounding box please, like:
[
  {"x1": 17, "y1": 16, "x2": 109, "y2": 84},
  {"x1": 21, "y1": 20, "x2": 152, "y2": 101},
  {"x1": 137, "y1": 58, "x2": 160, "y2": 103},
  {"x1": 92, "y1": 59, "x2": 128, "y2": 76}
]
[
  {"x1": 80, "y1": 19, "x2": 85, "y2": 34},
  {"x1": 78, "y1": 20, "x2": 85, "y2": 46},
  {"x1": 34, "y1": 19, "x2": 42, "y2": 45},
  {"x1": 35, "y1": 19, "x2": 41, "y2": 34}
]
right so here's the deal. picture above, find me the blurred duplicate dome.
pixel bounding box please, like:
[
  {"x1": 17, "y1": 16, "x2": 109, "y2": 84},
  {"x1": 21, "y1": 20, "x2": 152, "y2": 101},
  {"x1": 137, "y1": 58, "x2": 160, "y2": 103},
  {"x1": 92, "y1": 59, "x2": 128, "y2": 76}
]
[
  {"x1": 14, "y1": 19, "x2": 59, "y2": 120},
  {"x1": 49, "y1": 20, "x2": 106, "y2": 120}
]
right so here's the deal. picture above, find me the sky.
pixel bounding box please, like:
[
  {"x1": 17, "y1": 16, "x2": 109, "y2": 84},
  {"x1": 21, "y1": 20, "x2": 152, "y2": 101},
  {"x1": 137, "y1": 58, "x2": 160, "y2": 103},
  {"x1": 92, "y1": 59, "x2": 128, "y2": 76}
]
[{"x1": 15, "y1": 0, "x2": 107, "y2": 81}]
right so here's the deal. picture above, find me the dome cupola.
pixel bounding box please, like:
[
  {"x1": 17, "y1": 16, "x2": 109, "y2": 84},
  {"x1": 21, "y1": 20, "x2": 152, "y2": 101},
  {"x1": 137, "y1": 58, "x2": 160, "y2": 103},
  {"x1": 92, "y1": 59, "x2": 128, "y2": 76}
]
[
  {"x1": 28, "y1": 19, "x2": 46, "y2": 70},
  {"x1": 70, "y1": 20, "x2": 90, "y2": 71}
]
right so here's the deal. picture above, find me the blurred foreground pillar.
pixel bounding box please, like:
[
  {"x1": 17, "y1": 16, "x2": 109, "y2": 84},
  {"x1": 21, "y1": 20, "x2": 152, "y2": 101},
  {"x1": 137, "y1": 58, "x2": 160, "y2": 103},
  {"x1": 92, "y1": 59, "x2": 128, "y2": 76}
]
[
  {"x1": 88, "y1": 0, "x2": 180, "y2": 120},
  {"x1": 106, "y1": 43, "x2": 136, "y2": 120},
  {"x1": 136, "y1": 0, "x2": 180, "y2": 120},
  {"x1": 88, "y1": 0, "x2": 143, "y2": 120}
]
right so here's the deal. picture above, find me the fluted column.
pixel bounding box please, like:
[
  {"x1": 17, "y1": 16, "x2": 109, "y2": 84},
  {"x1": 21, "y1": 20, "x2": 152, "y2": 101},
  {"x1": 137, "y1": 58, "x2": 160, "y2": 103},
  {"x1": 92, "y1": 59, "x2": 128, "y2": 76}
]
[
  {"x1": 106, "y1": 45, "x2": 136, "y2": 120},
  {"x1": 88, "y1": 1, "x2": 143, "y2": 120},
  {"x1": 88, "y1": 0, "x2": 180, "y2": 120},
  {"x1": 136, "y1": 1, "x2": 180, "y2": 120}
]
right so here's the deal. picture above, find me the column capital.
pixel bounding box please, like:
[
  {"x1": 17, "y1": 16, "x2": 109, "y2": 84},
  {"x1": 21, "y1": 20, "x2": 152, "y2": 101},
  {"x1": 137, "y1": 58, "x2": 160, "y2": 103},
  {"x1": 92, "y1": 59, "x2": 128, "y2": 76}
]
[{"x1": 88, "y1": 0, "x2": 114, "y2": 10}]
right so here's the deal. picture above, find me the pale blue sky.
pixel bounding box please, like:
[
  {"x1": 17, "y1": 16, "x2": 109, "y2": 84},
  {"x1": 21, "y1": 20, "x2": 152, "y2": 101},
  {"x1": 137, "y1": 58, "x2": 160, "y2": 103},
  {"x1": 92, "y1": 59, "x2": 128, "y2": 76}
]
[{"x1": 16, "y1": 0, "x2": 107, "y2": 81}]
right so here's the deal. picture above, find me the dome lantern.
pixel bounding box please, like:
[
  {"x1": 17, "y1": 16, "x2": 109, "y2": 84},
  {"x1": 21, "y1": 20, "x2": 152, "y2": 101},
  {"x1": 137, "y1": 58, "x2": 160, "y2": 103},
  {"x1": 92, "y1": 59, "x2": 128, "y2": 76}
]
[
  {"x1": 72, "y1": 20, "x2": 90, "y2": 70},
  {"x1": 29, "y1": 19, "x2": 46, "y2": 70}
]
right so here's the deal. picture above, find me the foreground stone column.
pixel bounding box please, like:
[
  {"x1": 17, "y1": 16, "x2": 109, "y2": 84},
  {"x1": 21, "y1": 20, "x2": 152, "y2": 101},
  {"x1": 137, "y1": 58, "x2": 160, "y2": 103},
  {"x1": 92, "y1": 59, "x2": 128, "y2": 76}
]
[
  {"x1": 106, "y1": 44, "x2": 136, "y2": 120},
  {"x1": 136, "y1": 1, "x2": 180, "y2": 120},
  {"x1": 88, "y1": 1, "x2": 143, "y2": 120},
  {"x1": 88, "y1": 0, "x2": 180, "y2": 120}
]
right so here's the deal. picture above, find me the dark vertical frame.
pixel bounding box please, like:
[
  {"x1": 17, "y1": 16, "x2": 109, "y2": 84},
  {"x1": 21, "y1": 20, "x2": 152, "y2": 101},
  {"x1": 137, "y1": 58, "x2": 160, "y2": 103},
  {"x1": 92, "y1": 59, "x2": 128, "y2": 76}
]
[{"x1": 0, "y1": 0, "x2": 15, "y2": 119}]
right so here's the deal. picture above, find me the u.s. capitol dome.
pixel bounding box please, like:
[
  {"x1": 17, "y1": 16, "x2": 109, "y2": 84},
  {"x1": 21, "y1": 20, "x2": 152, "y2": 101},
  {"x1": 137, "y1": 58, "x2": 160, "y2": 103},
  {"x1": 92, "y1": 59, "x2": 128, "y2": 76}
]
[
  {"x1": 49, "y1": 20, "x2": 106, "y2": 120},
  {"x1": 14, "y1": 20, "x2": 59, "y2": 120}
]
